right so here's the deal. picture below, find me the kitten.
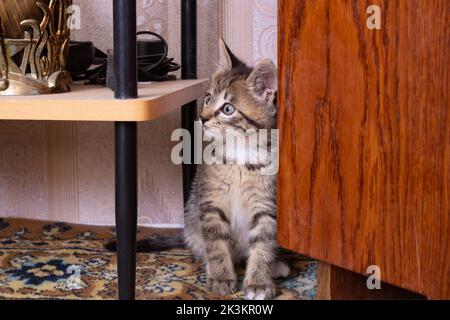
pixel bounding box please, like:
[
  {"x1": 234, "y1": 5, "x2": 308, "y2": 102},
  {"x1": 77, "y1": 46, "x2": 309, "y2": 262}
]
[{"x1": 184, "y1": 39, "x2": 289, "y2": 300}]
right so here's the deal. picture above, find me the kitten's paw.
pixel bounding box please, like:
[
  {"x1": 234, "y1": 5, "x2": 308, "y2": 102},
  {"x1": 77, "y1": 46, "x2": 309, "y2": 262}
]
[
  {"x1": 244, "y1": 284, "x2": 276, "y2": 300},
  {"x1": 271, "y1": 261, "x2": 290, "y2": 278},
  {"x1": 207, "y1": 278, "x2": 237, "y2": 296}
]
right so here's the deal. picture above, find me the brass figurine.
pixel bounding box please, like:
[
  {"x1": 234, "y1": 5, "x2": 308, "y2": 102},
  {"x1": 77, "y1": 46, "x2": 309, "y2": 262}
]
[{"x1": 0, "y1": 0, "x2": 72, "y2": 95}]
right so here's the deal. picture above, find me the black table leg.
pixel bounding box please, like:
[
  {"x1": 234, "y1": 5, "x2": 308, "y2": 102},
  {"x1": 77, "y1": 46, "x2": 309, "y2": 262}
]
[
  {"x1": 181, "y1": 0, "x2": 198, "y2": 204},
  {"x1": 113, "y1": 0, "x2": 138, "y2": 300},
  {"x1": 115, "y1": 121, "x2": 138, "y2": 300}
]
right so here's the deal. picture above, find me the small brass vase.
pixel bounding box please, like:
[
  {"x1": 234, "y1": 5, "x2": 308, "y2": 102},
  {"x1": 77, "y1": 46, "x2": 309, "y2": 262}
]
[{"x1": 0, "y1": 0, "x2": 72, "y2": 95}]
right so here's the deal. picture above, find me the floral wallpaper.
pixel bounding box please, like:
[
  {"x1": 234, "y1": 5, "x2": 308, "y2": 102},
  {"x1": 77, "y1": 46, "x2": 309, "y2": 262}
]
[
  {"x1": 253, "y1": 0, "x2": 278, "y2": 64},
  {"x1": 137, "y1": 0, "x2": 168, "y2": 36}
]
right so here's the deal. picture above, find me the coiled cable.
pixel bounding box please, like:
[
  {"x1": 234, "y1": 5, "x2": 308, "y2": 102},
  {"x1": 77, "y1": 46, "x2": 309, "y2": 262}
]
[{"x1": 137, "y1": 30, "x2": 180, "y2": 81}]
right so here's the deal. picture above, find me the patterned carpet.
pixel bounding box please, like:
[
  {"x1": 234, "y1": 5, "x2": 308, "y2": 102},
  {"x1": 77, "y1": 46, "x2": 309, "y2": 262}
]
[{"x1": 0, "y1": 218, "x2": 316, "y2": 300}]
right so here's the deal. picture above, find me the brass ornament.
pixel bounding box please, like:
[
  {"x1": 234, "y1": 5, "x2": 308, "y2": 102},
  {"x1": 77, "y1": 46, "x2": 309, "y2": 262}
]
[{"x1": 0, "y1": 0, "x2": 72, "y2": 96}]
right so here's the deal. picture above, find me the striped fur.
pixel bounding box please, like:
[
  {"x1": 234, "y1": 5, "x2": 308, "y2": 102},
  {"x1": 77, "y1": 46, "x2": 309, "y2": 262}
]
[{"x1": 184, "y1": 40, "x2": 288, "y2": 300}]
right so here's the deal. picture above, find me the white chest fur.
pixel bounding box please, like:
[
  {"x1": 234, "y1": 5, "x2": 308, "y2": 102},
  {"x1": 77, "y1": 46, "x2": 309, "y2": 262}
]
[{"x1": 226, "y1": 167, "x2": 254, "y2": 255}]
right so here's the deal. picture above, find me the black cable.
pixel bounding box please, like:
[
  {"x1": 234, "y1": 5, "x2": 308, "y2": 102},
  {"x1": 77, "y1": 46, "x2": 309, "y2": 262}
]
[
  {"x1": 136, "y1": 31, "x2": 180, "y2": 81},
  {"x1": 67, "y1": 31, "x2": 180, "y2": 85}
]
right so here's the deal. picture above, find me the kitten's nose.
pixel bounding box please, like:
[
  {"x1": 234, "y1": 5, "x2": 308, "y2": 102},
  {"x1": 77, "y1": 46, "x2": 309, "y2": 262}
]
[{"x1": 200, "y1": 116, "x2": 209, "y2": 124}]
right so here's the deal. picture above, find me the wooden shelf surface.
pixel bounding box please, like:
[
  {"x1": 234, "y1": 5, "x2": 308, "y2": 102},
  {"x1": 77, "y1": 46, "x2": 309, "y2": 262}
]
[{"x1": 0, "y1": 79, "x2": 208, "y2": 122}]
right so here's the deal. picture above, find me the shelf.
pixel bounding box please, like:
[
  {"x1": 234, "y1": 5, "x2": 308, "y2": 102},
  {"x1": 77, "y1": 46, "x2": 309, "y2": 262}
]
[{"x1": 0, "y1": 79, "x2": 208, "y2": 122}]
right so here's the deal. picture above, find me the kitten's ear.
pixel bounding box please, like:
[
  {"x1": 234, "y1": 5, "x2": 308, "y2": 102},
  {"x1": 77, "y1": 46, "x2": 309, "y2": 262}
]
[
  {"x1": 247, "y1": 59, "x2": 277, "y2": 99},
  {"x1": 216, "y1": 38, "x2": 233, "y2": 73}
]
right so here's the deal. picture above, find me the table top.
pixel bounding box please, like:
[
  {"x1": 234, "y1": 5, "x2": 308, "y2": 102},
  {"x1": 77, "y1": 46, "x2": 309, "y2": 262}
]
[{"x1": 0, "y1": 79, "x2": 208, "y2": 122}]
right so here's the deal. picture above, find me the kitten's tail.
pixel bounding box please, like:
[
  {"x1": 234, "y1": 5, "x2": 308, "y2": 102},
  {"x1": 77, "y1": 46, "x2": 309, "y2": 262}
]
[{"x1": 104, "y1": 234, "x2": 185, "y2": 253}]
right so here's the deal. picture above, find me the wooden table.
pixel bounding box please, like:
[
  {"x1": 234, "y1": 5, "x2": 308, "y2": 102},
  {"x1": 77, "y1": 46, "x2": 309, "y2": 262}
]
[
  {"x1": 0, "y1": 79, "x2": 207, "y2": 298},
  {"x1": 0, "y1": 81, "x2": 207, "y2": 122}
]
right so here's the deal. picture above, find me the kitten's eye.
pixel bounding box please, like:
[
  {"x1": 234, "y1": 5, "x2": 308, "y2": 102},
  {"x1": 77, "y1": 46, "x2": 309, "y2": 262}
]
[
  {"x1": 221, "y1": 103, "x2": 236, "y2": 116},
  {"x1": 204, "y1": 93, "x2": 212, "y2": 105}
]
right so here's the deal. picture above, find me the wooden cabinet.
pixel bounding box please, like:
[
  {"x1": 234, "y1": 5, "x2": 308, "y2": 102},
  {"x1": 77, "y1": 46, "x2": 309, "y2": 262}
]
[{"x1": 277, "y1": 0, "x2": 449, "y2": 299}]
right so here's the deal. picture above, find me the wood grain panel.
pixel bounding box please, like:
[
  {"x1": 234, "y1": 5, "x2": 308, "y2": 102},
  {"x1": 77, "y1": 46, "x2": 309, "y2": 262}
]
[
  {"x1": 317, "y1": 262, "x2": 425, "y2": 300},
  {"x1": 277, "y1": 0, "x2": 449, "y2": 299}
]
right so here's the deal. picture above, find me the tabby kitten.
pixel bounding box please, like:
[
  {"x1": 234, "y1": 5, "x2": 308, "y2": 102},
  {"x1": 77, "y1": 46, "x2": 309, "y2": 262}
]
[{"x1": 184, "y1": 40, "x2": 289, "y2": 300}]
